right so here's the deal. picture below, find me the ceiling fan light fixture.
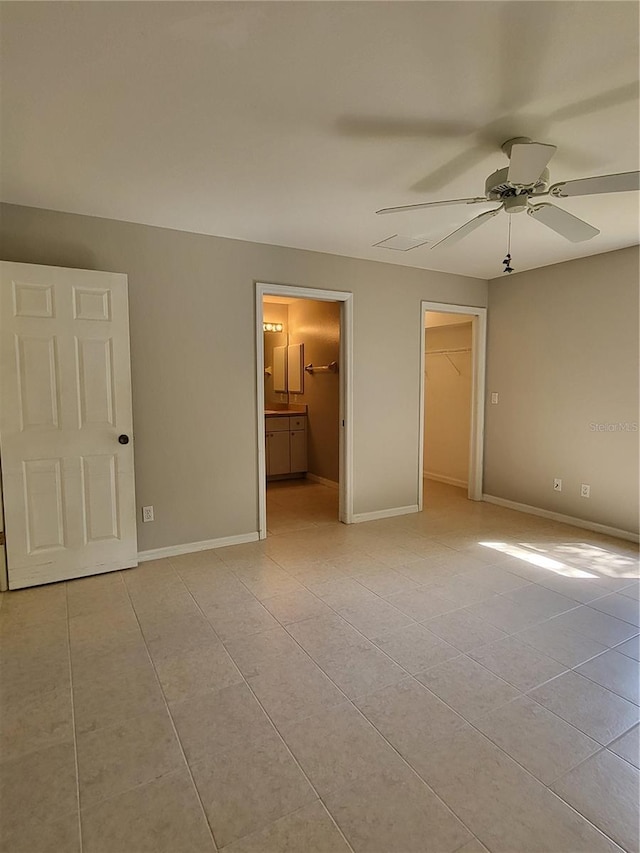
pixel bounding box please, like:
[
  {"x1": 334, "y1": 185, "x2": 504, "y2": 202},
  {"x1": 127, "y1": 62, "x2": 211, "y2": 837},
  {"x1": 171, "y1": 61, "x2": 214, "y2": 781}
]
[{"x1": 503, "y1": 195, "x2": 529, "y2": 214}]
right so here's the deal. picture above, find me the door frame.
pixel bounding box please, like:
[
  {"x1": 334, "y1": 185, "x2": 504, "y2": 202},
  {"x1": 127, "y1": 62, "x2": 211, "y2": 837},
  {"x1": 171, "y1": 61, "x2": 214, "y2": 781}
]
[
  {"x1": 418, "y1": 300, "x2": 487, "y2": 509},
  {"x1": 0, "y1": 476, "x2": 7, "y2": 592},
  {"x1": 255, "y1": 282, "x2": 354, "y2": 537}
]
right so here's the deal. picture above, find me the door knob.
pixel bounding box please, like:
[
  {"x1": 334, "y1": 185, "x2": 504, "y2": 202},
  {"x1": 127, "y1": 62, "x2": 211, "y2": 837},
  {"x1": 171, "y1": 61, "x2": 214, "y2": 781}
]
[{"x1": 118, "y1": 434, "x2": 130, "y2": 445}]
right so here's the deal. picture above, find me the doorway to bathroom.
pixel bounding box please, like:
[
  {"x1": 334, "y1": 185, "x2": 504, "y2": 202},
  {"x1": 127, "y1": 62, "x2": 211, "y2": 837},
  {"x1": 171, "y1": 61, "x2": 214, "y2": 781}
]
[
  {"x1": 255, "y1": 283, "x2": 353, "y2": 538},
  {"x1": 418, "y1": 301, "x2": 487, "y2": 514}
]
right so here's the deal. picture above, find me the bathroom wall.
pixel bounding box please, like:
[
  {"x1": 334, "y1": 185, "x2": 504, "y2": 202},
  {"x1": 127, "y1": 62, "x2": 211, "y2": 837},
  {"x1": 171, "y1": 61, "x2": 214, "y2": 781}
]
[
  {"x1": 288, "y1": 298, "x2": 340, "y2": 483},
  {"x1": 424, "y1": 322, "x2": 473, "y2": 486}
]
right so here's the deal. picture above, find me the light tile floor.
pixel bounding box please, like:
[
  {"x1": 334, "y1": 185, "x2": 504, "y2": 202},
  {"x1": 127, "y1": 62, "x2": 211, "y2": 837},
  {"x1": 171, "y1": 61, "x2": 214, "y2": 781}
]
[{"x1": 1, "y1": 480, "x2": 639, "y2": 852}]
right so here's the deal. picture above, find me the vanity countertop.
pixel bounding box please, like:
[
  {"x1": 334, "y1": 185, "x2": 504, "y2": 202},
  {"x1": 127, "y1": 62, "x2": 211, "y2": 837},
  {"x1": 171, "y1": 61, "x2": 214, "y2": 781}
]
[{"x1": 264, "y1": 409, "x2": 307, "y2": 417}]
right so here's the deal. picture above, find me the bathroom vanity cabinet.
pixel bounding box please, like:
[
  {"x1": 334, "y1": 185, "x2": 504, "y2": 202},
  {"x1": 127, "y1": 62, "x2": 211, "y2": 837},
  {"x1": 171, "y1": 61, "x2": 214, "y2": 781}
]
[{"x1": 265, "y1": 413, "x2": 307, "y2": 478}]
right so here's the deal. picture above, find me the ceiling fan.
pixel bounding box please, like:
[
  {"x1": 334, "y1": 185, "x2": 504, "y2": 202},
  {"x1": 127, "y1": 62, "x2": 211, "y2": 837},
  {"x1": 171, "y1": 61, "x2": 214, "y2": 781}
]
[{"x1": 376, "y1": 137, "x2": 640, "y2": 249}]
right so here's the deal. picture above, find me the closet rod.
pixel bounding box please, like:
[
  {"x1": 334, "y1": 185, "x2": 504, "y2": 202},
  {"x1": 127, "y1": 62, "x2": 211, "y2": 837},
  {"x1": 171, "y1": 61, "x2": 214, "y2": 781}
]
[{"x1": 425, "y1": 347, "x2": 472, "y2": 355}]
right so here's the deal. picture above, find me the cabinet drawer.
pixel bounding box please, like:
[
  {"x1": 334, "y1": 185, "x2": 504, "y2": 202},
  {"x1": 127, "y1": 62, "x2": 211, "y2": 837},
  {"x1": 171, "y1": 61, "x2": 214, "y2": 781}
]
[
  {"x1": 289, "y1": 417, "x2": 306, "y2": 431},
  {"x1": 266, "y1": 417, "x2": 290, "y2": 431}
]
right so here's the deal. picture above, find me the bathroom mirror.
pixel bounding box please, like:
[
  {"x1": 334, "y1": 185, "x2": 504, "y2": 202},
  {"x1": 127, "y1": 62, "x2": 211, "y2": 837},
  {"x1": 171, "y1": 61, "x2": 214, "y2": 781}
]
[
  {"x1": 273, "y1": 345, "x2": 287, "y2": 393},
  {"x1": 287, "y1": 343, "x2": 304, "y2": 394}
]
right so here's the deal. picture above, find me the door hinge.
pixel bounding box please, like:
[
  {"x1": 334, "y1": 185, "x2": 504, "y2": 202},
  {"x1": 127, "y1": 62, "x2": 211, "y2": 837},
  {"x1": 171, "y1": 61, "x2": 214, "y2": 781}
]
[{"x1": 0, "y1": 532, "x2": 5, "y2": 546}]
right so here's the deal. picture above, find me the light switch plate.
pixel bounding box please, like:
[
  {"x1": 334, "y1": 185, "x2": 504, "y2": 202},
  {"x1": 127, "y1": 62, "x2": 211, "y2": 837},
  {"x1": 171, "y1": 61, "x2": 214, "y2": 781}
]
[{"x1": 490, "y1": 392, "x2": 499, "y2": 404}]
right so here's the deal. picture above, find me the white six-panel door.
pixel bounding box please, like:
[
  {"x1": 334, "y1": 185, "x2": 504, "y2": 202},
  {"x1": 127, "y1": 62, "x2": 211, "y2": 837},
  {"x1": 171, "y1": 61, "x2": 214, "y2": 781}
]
[{"x1": 0, "y1": 262, "x2": 138, "y2": 589}]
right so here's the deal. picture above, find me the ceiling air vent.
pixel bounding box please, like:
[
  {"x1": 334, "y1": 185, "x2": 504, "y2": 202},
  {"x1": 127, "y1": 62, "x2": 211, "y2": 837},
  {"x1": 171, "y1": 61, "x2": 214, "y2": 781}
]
[{"x1": 373, "y1": 234, "x2": 430, "y2": 251}]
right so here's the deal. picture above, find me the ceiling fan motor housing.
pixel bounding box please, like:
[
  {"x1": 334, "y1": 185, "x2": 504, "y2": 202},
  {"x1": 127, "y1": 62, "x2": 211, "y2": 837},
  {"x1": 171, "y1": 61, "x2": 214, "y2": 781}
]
[{"x1": 485, "y1": 166, "x2": 549, "y2": 211}]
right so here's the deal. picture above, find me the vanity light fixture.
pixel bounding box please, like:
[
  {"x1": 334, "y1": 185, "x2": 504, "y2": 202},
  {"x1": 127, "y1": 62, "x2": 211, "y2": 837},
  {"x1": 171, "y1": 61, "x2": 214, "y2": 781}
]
[{"x1": 263, "y1": 322, "x2": 284, "y2": 332}]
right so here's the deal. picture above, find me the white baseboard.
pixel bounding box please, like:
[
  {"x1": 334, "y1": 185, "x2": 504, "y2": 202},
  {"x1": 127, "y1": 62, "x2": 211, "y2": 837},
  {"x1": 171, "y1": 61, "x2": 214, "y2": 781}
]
[
  {"x1": 482, "y1": 494, "x2": 639, "y2": 544},
  {"x1": 306, "y1": 472, "x2": 339, "y2": 490},
  {"x1": 138, "y1": 531, "x2": 260, "y2": 562},
  {"x1": 424, "y1": 471, "x2": 468, "y2": 489},
  {"x1": 351, "y1": 505, "x2": 419, "y2": 524}
]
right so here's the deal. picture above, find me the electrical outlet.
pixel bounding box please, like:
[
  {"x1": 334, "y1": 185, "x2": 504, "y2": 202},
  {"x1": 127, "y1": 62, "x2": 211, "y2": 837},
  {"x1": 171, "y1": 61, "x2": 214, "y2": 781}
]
[
  {"x1": 553, "y1": 478, "x2": 562, "y2": 492},
  {"x1": 490, "y1": 392, "x2": 499, "y2": 404},
  {"x1": 580, "y1": 484, "x2": 590, "y2": 498},
  {"x1": 142, "y1": 505, "x2": 154, "y2": 522}
]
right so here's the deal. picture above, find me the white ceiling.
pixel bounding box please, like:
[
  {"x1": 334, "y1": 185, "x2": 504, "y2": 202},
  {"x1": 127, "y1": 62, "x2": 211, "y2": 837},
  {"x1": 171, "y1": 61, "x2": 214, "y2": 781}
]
[{"x1": 1, "y1": 1, "x2": 638, "y2": 280}]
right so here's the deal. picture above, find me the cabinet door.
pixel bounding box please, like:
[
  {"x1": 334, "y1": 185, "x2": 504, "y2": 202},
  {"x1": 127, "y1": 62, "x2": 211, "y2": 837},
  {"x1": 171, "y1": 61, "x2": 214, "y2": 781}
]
[
  {"x1": 290, "y1": 429, "x2": 307, "y2": 473},
  {"x1": 268, "y1": 430, "x2": 290, "y2": 475}
]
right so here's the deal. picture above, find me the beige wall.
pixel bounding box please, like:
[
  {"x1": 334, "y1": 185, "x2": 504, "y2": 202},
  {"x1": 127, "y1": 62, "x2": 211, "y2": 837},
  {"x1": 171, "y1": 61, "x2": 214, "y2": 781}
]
[
  {"x1": 0, "y1": 203, "x2": 487, "y2": 550},
  {"x1": 288, "y1": 298, "x2": 340, "y2": 483},
  {"x1": 485, "y1": 246, "x2": 640, "y2": 535},
  {"x1": 424, "y1": 322, "x2": 472, "y2": 486}
]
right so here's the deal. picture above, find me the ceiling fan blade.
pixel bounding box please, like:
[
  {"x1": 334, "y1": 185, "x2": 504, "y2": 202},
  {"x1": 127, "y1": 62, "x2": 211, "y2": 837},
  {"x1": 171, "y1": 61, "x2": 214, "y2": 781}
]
[
  {"x1": 431, "y1": 208, "x2": 502, "y2": 250},
  {"x1": 549, "y1": 171, "x2": 640, "y2": 198},
  {"x1": 508, "y1": 142, "x2": 557, "y2": 186},
  {"x1": 527, "y1": 203, "x2": 600, "y2": 242},
  {"x1": 376, "y1": 197, "x2": 490, "y2": 215}
]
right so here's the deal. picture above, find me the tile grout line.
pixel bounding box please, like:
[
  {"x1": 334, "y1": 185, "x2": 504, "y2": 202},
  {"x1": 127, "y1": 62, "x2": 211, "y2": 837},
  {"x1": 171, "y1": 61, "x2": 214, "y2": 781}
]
[
  {"x1": 257, "y1": 548, "x2": 588, "y2": 704},
  {"x1": 273, "y1": 547, "x2": 639, "y2": 700},
  {"x1": 214, "y1": 546, "x2": 634, "y2": 851},
  {"x1": 64, "y1": 581, "x2": 83, "y2": 853},
  {"x1": 569, "y1": 654, "x2": 640, "y2": 706},
  {"x1": 236, "y1": 535, "x2": 637, "y2": 713},
  {"x1": 262, "y1": 532, "x2": 594, "y2": 627},
  {"x1": 119, "y1": 570, "x2": 222, "y2": 853},
  {"x1": 467, "y1": 688, "x2": 620, "y2": 791},
  {"x1": 4, "y1": 494, "x2": 635, "y2": 849},
  {"x1": 266, "y1": 551, "x2": 636, "y2": 849},
  {"x1": 524, "y1": 682, "x2": 640, "y2": 750},
  {"x1": 90, "y1": 516, "x2": 636, "y2": 849},
  {"x1": 166, "y1": 556, "x2": 358, "y2": 853},
  {"x1": 545, "y1": 739, "x2": 629, "y2": 789},
  {"x1": 66, "y1": 582, "x2": 190, "y2": 812},
  {"x1": 176, "y1": 559, "x2": 491, "y2": 852}
]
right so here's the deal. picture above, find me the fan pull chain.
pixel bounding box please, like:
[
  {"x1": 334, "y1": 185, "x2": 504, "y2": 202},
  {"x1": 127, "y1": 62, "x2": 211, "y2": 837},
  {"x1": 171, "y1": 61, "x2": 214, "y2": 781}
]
[{"x1": 503, "y1": 217, "x2": 514, "y2": 273}]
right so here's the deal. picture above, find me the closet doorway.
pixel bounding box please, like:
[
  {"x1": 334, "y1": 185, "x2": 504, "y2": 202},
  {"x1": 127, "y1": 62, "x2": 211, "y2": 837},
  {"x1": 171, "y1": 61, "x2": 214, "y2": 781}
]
[
  {"x1": 418, "y1": 301, "x2": 487, "y2": 512},
  {"x1": 255, "y1": 283, "x2": 353, "y2": 538}
]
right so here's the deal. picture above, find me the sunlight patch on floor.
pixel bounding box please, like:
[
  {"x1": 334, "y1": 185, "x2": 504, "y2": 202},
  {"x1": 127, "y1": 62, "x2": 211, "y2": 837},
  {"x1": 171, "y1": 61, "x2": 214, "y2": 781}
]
[{"x1": 478, "y1": 541, "x2": 598, "y2": 578}]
